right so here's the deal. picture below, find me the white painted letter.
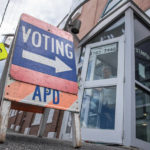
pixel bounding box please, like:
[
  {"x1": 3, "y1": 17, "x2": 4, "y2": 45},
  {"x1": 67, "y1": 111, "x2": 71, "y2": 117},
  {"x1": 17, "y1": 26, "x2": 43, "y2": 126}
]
[
  {"x1": 32, "y1": 31, "x2": 41, "y2": 47},
  {"x1": 65, "y1": 44, "x2": 73, "y2": 59},
  {"x1": 22, "y1": 26, "x2": 31, "y2": 43},
  {"x1": 56, "y1": 40, "x2": 64, "y2": 56},
  {"x1": 51, "y1": 38, "x2": 55, "y2": 53},
  {"x1": 42, "y1": 34, "x2": 50, "y2": 50}
]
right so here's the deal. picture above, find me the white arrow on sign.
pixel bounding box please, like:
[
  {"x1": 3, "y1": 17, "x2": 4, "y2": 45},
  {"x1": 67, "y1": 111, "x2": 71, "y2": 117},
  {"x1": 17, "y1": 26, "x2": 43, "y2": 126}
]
[{"x1": 22, "y1": 49, "x2": 72, "y2": 73}]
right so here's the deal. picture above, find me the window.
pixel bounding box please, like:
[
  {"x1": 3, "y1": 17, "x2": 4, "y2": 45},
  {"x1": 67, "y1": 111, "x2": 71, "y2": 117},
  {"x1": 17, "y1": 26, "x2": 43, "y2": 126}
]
[
  {"x1": 10, "y1": 110, "x2": 18, "y2": 117},
  {"x1": 32, "y1": 113, "x2": 42, "y2": 125},
  {"x1": 145, "y1": 9, "x2": 150, "y2": 17},
  {"x1": 70, "y1": 0, "x2": 86, "y2": 12},
  {"x1": 47, "y1": 109, "x2": 55, "y2": 123},
  {"x1": 136, "y1": 86, "x2": 150, "y2": 142},
  {"x1": 135, "y1": 17, "x2": 150, "y2": 142},
  {"x1": 101, "y1": 0, "x2": 127, "y2": 18},
  {"x1": 78, "y1": 16, "x2": 125, "y2": 64},
  {"x1": 80, "y1": 87, "x2": 116, "y2": 129},
  {"x1": 86, "y1": 43, "x2": 118, "y2": 81},
  {"x1": 135, "y1": 38, "x2": 150, "y2": 89}
]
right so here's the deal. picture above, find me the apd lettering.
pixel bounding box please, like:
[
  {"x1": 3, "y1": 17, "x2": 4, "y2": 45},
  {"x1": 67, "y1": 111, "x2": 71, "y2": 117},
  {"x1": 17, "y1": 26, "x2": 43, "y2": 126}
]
[{"x1": 32, "y1": 86, "x2": 59, "y2": 104}]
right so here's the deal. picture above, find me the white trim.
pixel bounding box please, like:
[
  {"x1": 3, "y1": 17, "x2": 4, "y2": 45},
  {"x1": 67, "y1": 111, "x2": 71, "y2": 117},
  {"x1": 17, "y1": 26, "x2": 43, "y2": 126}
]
[
  {"x1": 24, "y1": 127, "x2": 30, "y2": 135},
  {"x1": 72, "y1": 7, "x2": 82, "y2": 21},
  {"x1": 47, "y1": 109, "x2": 55, "y2": 123},
  {"x1": 145, "y1": 9, "x2": 150, "y2": 17},
  {"x1": 59, "y1": 111, "x2": 72, "y2": 141},
  {"x1": 47, "y1": 132, "x2": 56, "y2": 138},
  {"x1": 79, "y1": 2, "x2": 130, "y2": 47},
  {"x1": 32, "y1": 113, "x2": 42, "y2": 126},
  {"x1": 123, "y1": 8, "x2": 135, "y2": 146},
  {"x1": 135, "y1": 80, "x2": 150, "y2": 93},
  {"x1": 79, "y1": 1, "x2": 150, "y2": 47},
  {"x1": 10, "y1": 124, "x2": 15, "y2": 129},
  {"x1": 15, "y1": 125, "x2": 20, "y2": 132},
  {"x1": 103, "y1": 0, "x2": 128, "y2": 18},
  {"x1": 10, "y1": 110, "x2": 17, "y2": 117},
  {"x1": 84, "y1": 78, "x2": 118, "y2": 88},
  {"x1": 80, "y1": 37, "x2": 125, "y2": 144}
]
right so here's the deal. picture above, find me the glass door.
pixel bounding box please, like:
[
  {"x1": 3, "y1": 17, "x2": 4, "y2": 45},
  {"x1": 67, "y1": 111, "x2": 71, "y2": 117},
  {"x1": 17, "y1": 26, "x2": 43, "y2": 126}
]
[{"x1": 79, "y1": 37, "x2": 124, "y2": 144}]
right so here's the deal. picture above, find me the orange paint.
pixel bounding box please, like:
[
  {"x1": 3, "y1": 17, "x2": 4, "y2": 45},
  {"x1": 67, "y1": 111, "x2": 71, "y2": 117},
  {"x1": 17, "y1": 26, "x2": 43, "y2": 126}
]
[
  {"x1": 4, "y1": 80, "x2": 78, "y2": 112},
  {"x1": 46, "y1": 92, "x2": 77, "y2": 110},
  {"x1": 5, "y1": 81, "x2": 35, "y2": 102}
]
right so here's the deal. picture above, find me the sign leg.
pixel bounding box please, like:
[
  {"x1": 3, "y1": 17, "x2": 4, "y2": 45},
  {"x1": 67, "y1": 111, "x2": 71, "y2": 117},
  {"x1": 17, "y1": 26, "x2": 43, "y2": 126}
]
[
  {"x1": 71, "y1": 112, "x2": 81, "y2": 148},
  {"x1": 37, "y1": 108, "x2": 50, "y2": 137},
  {"x1": 0, "y1": 100, "x2": 11, "y2": 142}
]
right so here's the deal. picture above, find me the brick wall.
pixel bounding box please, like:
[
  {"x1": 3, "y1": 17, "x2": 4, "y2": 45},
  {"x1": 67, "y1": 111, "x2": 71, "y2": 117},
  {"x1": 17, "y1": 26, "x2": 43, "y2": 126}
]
[
  {"x1": 8, "y1": 116, "x2": 16, "y2": 129},
  {"x1": 77, "y1": 0, "x2": 150, "y2": 40},
  {"x1": 20, "y1": 112, "x2": 34, "y2": 134},
  {"x1": 30, "y1": 125, "x2": 39, "y2": 136},
  {"x1": 11, "y1": 109, "x2": 64, "y2": 137},
  {"x1": 133, "y1": 0, "x2": 150, "y2": 11},
  {"x1": 78, "y1": 0, "x2": 107, "y2": 39}
]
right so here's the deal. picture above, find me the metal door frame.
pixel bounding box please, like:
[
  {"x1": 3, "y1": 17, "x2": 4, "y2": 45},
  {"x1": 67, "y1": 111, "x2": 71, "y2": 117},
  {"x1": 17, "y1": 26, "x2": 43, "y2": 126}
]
[{"x1": 78, "y1": 36, "x2": 125, "y2": 144}]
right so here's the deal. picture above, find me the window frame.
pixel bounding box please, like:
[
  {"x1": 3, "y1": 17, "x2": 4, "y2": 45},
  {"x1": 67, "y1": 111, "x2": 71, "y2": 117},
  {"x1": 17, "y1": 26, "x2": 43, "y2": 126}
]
[
  {"x1": 101, "y1": 0, "x2": 123, "y2": 18},
  {"x1": 32, "y1": 113, "x2": 42, "y2": 126}
]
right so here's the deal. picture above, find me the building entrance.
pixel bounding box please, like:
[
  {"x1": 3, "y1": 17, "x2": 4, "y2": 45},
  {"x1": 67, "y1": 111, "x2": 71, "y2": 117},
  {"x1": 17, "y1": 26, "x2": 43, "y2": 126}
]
[{"x1": 79, "y1": 37, "x2": 124, "y2": 144}]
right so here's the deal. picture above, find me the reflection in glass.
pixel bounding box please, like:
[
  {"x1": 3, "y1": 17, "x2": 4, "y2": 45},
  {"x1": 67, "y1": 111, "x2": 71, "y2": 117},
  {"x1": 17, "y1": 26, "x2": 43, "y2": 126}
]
[
  {"x1": 86, "y1": 43, "x2": 118, "y2": 81},
  {"x1": 135, "y1": 38, "x2": 150, "y2": 88},
  {"x1": 89, "y1": 17, "x2": 125, "y2": 44},
  {"x1": 136, "y1": 86, "x2": 150, "y2": 142},
  {"x1": 80, "y1": 87, "x2": 116, "y2": 130},
  {"x1": 79, "y1": 17, "x2": 124, "y2": 64}
]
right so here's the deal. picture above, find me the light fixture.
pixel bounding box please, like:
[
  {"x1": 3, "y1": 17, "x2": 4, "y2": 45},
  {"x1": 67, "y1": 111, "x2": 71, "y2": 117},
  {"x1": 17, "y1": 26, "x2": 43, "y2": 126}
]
[
  {"x1": 142, "y1": 123, "x2": 148, "y2": 126},
  {"x1": 69, "y1": 19, "x2": 81, "y2": 34}
]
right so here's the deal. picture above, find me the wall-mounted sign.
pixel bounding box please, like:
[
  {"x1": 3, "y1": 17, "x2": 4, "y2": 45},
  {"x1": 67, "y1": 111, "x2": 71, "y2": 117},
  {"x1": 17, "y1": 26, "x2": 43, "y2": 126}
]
[
  {"x1": 91, "y1": 43, "x2": 117, "y2": 56},
  {"x1": 0, "y1": 43, "x2": 8, "y2": 60}
]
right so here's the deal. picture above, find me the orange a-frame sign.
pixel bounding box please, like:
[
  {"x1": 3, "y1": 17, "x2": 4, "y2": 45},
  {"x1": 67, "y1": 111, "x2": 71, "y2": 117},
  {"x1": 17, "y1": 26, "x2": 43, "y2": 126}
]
[{"x1": 2, "y1": 13, "x2": 79, "y2": 113}]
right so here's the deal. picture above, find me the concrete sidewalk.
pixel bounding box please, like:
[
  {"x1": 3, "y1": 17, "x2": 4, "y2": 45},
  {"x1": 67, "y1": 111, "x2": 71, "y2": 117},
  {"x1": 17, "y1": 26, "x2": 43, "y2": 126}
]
[{"x1": 0, "y1": 132, "x2": 139, "y2": 150}]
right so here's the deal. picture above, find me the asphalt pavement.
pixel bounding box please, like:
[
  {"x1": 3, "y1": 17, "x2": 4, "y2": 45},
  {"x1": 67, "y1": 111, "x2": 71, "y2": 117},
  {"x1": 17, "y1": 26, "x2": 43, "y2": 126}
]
[{"x1": 0, "y1": 132, "x2": 139, "y2": 150}]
